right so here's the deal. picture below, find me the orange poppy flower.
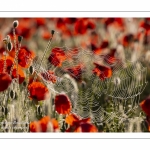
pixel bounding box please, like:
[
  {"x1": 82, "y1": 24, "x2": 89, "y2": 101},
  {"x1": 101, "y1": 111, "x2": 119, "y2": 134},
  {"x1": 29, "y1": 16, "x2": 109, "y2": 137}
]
[
  {"x1": 65, "y1": 113, "x2": 97, "y2": 132},
  {"x1": 12, "y1": 65, "x2": 25, "y2": 84},
  {"x1": 42, "y1": 31, "x2": 52, "y2": 40},
  {"x1": 48, "y1": 47, "x2": 66, "y2": 67},
  {"x1": 0, "y1": 72, "x2": 12, "y2": 92},
  {"x1": 30, "y1": 116, "x2": 59, "y2": 132},
  {"x1": 39, "y1": 116, "x2": 51, "y2": 132},
  {"x1": 140, "y1": 96, "x2": 150, "y2": 117},
  {"x1": 93, "y1": 63, "x2": 112, "y2": 80},
  {"x1": 18, "y1": 47, "x2": 35, "y2": 68},
  {"x1": 29, "y1": 121, "x2": 40, "y2": 132},
  {"x1": 41, "y1": 70, "x2": 57, "y2": 83},
  {"x1": 54, "y1": 94, "x2": 72, "y2": 115},
  {"x1": 28, "y1": 81, "x2": 50, "y2": 101},
  {"x1": 65, "y1": 113, "x2": 80, "y2": 126},
  {"x1": 51, "y1": 118, "x2": 59, "y2": 131}
]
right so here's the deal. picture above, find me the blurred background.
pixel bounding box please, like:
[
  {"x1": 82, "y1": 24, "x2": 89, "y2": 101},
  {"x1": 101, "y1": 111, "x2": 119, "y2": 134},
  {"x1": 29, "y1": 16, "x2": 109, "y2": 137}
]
[{"x1": 0, "y1": 18, "x2": 150, "y2": 100}]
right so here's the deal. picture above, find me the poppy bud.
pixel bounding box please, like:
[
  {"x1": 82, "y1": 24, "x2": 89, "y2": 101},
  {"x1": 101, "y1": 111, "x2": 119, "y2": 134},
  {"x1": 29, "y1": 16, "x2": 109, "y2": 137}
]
[
  {"x1": 25, "y1": 122, "x2": 29, "y2": 128},
  {"x1": 10, "y1": 90, "x2": 15, "y2": 99},
  {"x1": 29, "y1": 66, "x2": 34, "y2": 75},
  {"x1": 37, "y1": 105, "x2": 41, "y2": 114},
  {"x1": 7, "y1": 42, "x2": 13, "y2": 51},
  {"x1": 2, "y1": 107, "x2": 8, "y2": 115},
  {"x1": 51, "y1": 30, "x2": 55, "y2": 36},
  {"x1": 2, "y1": 106, "x2": 5, "y2": 113},
  {"x1": 23, "y1": 81, "x2": 27, "y2": 87},
  {"x1": 18, "y1": 36, "x2": 23, "y2": 43},
  {"x1": 13, "y1": 20, "x2": 19, "y2": 28}
]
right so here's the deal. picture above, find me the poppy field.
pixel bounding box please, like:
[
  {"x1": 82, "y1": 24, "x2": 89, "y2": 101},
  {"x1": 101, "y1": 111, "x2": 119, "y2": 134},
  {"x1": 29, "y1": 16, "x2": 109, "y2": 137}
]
[{"x1": 0, "y1": 18, "x2": 150, "y2": 132}]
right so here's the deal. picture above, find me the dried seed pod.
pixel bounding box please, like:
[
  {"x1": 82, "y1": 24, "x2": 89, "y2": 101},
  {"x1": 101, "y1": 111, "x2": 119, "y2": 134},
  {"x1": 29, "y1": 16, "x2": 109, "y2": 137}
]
[
  {"x1": 51, "y1": 30, "x2": 55, "y2": 36},
  {"x1": 2, "y1": 107, "x2": 8, "y2": 115},
  {"x1": 10, "y1": 90, "x2": 15, "y2": 99},
  {"x1": 23, "y1": 81, "x2": 27, "y2": 87},
  {"x1": 18, "y1": 36, "x2": 23, "y2": 43},
  {"x1": 29, "y1": 65, "x2": 34, "y2": 75},
  {"x1": 13, "y1": 20, "x2": 19, "y2": 28},
  {"x1": 7, "y1": 42, "x2": 13, "y2": 51},
  {"x1": 2, "y1": 106, "x2": 5, "y2": 113},
  {"x1": 37, "y1": 105, "x2": 41, "y2": 114}
]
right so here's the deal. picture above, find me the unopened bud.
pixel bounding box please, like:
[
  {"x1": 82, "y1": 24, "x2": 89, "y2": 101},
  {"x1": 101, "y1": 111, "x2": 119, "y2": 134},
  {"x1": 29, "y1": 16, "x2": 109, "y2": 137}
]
[
  {"x1": 10, "y1": 90, "x2": 15, "y2": 99},
  {"x1": 13, "y1": 20, "x2": 19, "y2": 28},
  {"x1": 51, "y1": 30, "x2": 55, "y2": 36},
  {"x1": 29, "y1": 65, "x2": 34, "y2": 75},
  {"x1": 18, "y1": 36, "x2": 23, "y2": 43},
  {"x1": 7, "y1": 42, "x2": 13, "y2": 51}
]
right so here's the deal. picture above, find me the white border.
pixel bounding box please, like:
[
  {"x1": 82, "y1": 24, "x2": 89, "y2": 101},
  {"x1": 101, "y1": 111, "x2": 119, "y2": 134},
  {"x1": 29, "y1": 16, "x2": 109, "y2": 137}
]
[
  {"x1": 0, "y1": 133, "x2": 149, "y2": 138},
  {"x1": 0, "y1": 0, "x2": 150, "y2": 11},
  {"x1": 1, "y1": 12, "x2": 150, "y2": 18}
]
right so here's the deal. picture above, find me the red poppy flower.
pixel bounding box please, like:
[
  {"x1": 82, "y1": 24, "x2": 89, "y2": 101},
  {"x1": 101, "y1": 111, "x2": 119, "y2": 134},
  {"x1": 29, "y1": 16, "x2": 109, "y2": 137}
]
[
  {"x1": 122, "y1": 33, "x2": 135, "y2": 47},
  {"x1": 0, "y1": 47, "x2": 5, "y2": 57},
  {"x1": 0, "y1": 56, "x2": 14, "y2": 73},
  {"x1": 28, "y1": 81, "x2": 50, "y2": 101},
  {"x1": 54, "y1": 94, "x2": 72, "y2": 115},
  {"x1": 0, "y1": 56, "x2": 25, "y2": 84},
  {"x1": 92, "y1": 40, "x2": 109, "y2": 55},
  {"x1": 140, "y1": 96, "x2": 150, "y2": 117},
  {"x1": 63, "y1": 18, "x2": 77, "y2": 24},
  {"x1": 146, "y1": 116, "x2": 150, "y2": 132},
  {"x1": 0, "y1": 72, "x2": 12, "y2": 92},
  {"x1": 104, "y1": 49, "x2": 117, "y2": 65},
  {"x1": 104, "y1": 18, "x2": 124, "y2": 30},
  {"x1": 74, "y1": 19, "x2": 95, "y2": 35},
  {"x1": 35, "y1": 18, "x2": 46, "y2": 27},
  {"x1": 65, "y1": 64, "x2": 85, "y2": 82},
  {"x1": 48, "y1": 47, "x2": 66, "y2": 67},
  {"x1": 75, "y1": 123, "x2": 98, "y2": 132},
  {"x1": 74, "y1": 19, "x2": 87, "y2": 35},
  {"x1": 93, "y1": 63, "x2": 112, "y2": 80},
  {"x1": 41, "y1": 70, "x2": 57, "y2": 83},
  {"x1": 18, "y1": 46, "x2": 35, "y2": 68}
]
